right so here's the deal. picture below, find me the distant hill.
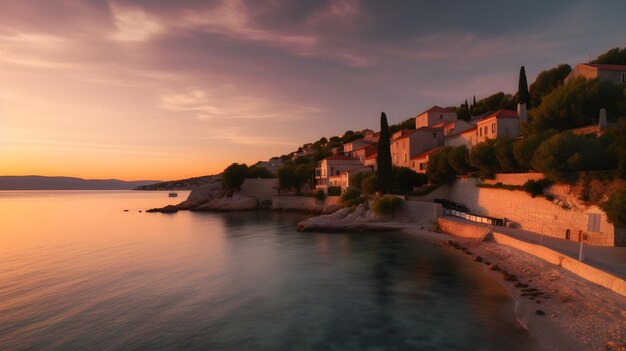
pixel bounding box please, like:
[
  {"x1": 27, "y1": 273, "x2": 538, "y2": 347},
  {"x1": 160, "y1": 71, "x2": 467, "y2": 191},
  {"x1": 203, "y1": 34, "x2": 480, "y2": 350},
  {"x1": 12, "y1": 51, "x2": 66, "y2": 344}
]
[
  {"x1": 0, "y1": 176, "x2": 161, "y2": 190},
  {"x1": 135, "y1": 175, "x2": 218, "y2": 190}
]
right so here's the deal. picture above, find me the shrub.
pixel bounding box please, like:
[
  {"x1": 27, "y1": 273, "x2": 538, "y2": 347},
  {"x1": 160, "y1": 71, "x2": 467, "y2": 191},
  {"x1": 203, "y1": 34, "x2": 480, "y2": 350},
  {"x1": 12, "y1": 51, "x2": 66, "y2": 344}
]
[
  {"x1": 495, "y1": 137, "x2": 521, "y2": 172},
  {"x1": 327, "y1": 186, "x2": 341, "y2": 196},
  {"x1": 522, "y1": 179, "x2": 553, "y2": 198},
  {"x1": 361, "y1": 173, "x2": 379, "y2": 195},
  {"x1": 601, "y1": 188, "x2": 626, "y2": 228},
  {"x1": 448, "y1": 145, "x2": 471, "y2": 175},
  {"x1": 513, "y1": 130, "x2": 555, "y2": 169},
  {"x1": 469, "y1": 139, "x2": 500, "y2": 179},
  {"x1": 247, "y1": 166, "x2": 274, "y2": 178},
  {"x1": 315, "y1": 189, "x2": 326, "y2": 201},
  {"x1": 392, "y1": 167, "x2": 428, "y2": 194},
  {"x1": 427, "y1": 147, "x2": 456, "y2": 185},
  {"x1": 340, "y1": 187, "x2": 362, "y2": 203},
  {"x1": 371, "y1": 196, "x2": 404, "y2": 218},
  {"x1": 350, "y1": 171, "x2": 372, "y2": 191}
]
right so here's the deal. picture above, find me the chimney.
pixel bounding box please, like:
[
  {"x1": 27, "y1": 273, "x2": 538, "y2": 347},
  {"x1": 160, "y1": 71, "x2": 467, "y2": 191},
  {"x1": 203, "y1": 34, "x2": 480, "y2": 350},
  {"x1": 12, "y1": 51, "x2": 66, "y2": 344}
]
[
  {"x1": 517, "y1": 103, "x2": 528, "y2": 124},
  {"x1": 598, "y1": 108, "x2": 607, "y2": 128}
]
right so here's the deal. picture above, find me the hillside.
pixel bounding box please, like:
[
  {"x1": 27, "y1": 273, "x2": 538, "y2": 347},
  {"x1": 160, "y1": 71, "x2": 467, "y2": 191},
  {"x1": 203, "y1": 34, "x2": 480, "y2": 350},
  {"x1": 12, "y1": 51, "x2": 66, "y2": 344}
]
[
  {"x1": 0, "y1": 176, "x2": 160, "y2": 190},
  {"x1": 135, "y1": 175, "x2": 218, "y2": 190}
]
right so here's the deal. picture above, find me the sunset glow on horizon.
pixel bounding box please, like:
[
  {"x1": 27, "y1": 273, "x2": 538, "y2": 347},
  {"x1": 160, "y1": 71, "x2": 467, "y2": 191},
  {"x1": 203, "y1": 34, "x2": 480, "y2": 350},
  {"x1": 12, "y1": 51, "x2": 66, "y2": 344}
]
[{"x1": 1, "y1": 0, "x2": 625, "y2": 180}]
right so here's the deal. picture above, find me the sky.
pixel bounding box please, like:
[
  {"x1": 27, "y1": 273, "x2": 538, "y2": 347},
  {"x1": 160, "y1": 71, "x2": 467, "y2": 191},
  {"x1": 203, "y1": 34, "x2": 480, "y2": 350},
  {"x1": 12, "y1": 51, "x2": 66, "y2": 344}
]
[{"x1": 1, "y1": 0, "x2": 625, "y2": 180}]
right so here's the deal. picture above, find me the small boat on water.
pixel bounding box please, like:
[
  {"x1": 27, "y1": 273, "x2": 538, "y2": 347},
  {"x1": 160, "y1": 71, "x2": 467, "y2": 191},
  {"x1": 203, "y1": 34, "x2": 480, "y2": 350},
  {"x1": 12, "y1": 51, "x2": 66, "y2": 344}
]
[{"x1": 168, "y1": 191, "x2": 178, "y2": 198}]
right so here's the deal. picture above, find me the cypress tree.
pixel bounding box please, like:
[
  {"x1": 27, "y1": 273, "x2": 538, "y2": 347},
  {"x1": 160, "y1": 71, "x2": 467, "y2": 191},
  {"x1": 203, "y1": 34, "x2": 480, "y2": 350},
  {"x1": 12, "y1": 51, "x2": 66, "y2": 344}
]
[
  {"x1": 518, "y1": 66, "x2": 530, "y2": 107},
  {"x1": 377, "y1": 112, "x2": 392, "y2": 194}
]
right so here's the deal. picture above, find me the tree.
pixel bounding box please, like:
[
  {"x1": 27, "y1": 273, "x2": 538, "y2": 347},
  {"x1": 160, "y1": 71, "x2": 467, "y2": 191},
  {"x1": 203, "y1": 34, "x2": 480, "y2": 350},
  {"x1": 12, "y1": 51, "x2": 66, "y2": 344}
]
[
  {"x1": 247, "y1": 166, "x2": 274, "y2": 178},
  {"x1": 293, "y1": 164, "x2": 314, "y2": 192},
  {"x1": 590, "y1": 47, "x2": 626, "y2": 65},
  {"x1": 513, "y1": 130, "x2": 555, "y2": 170},
  {"x1": 391, "y1": 167, "x2": 428, "y2": 194},
  {"x1": 528, "y1": 77, "x2": 626, "y2": 133},
  {"x1": 518, "y1": 66, "x2": 530, "y2": 107},
  {"x1": 469, "y1": 139, "x2": 500, "y2": 179},
  {"x1": 495, "y1": 137, "x2": 521, "y2": 173},
  {"x1": 371, "y1": 196, "x2": 404, "y2": 219},
  {"x1": 601, "y1": 188, "x2": 626, "y2": 228},
  {"x1": 222, "y1": 163, "x2": 248, "y2": 192},
  {"x1": 458, "y1": 100, "x2": 471, "y2": 121},
  {"x1": 529, "y1": 64, "x2": 572, "y2": 107},
  {"x1": 448, "y1": 145, "x2": 471, "y2": 175},
  {"x1": 531, "y1": 132, "x2": 605, "y2": 183},
  {"x1": 426, "y1": 147, "x2": 456, "y2": 185},
  {"x1": 377, "y1": 112, "x2": 392, "y2": 194},
  {"x1": 277, "y1": 165, "x2": 295, "y2": 191},
  {"x1": 470, "y1": 92, "x2": 516, "y2": 116}
]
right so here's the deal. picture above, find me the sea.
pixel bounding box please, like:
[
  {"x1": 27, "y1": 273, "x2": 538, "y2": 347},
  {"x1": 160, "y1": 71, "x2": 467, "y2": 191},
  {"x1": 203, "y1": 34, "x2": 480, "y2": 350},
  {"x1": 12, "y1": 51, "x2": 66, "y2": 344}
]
[{"x1": 0, "y1": 190, "x2": 541, "y2": 350}]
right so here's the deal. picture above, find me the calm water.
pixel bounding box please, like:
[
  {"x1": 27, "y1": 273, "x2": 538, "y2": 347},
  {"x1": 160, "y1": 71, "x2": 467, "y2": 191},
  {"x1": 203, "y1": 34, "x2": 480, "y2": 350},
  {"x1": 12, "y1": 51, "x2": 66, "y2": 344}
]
[{"x1": 0, "y1": 191, "x2": 540, "y2": 350}]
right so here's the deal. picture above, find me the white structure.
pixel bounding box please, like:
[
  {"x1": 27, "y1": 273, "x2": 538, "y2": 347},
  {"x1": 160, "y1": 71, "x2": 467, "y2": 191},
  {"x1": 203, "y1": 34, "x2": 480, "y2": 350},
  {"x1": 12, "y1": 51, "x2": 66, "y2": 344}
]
[
  {"x1": 476, "y1": 109, "x2": 520, "y2": 143},
  {"x1": 517, "y1": 103, "x2": 528, "y2": 124},
  {"x1": 315, "y1": 155, "x2": 364, "y2": 192},
  {"x1": 415, "y1": 106, "x2": 457, "y2": 129},
  {"x1": 445, "y1": 126, "x2": 478, "y2": 149}
]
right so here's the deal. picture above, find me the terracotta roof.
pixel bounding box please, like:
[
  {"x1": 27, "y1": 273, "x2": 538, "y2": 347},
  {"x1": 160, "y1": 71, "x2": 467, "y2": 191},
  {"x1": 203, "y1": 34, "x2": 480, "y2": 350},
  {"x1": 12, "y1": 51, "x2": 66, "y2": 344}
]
[
  {"x1": 582, "y1": 63, "x2": 626, "y2": 71},
  {"x1": 446, "y1": 126, "x2": 477, "y2": 139},
  {"x1": 392, "y1": 129, "x2": 417, "y2": 141},
  {"x1": 411, "y1": 147, "x2": 443, "y2": 160},
  {"x1": 365, "y1": 153, "x2": 378, "y2": 160},
  {"x1": 323, "y1": 154, "x2": 360, "y2": 161},
  {"x1": 415, "y1": 126, "x2": 443, "y2": 132},
  {"x1": 417, "y1": 105, "x2": 452, "y2": 116},
  {"x1": 478, "y1": 109, "x2": 518, "y2": 123}
]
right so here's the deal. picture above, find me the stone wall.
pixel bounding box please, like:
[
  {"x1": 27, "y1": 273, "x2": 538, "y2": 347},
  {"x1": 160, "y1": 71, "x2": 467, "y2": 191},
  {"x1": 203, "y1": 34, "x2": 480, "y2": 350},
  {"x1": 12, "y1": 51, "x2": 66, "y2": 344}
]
[
  {"x1": 394, "y1": 201, "x2": 442, "y2": 225},
  {"x1": 437, "y1": 217, "x2": 489, "y2": 239},
  {"x1": 447, "y1": 177, "x2": 617, "y2": 246},
  {"x1": 241, "y1": 179, "x2": 279, "y2": 199},
  {"x1": 492, "y1": 233, "x2": 626, "y2": 297},
  {"x1": 271, "y1": 196, "x2": 340, "y2": 213}
]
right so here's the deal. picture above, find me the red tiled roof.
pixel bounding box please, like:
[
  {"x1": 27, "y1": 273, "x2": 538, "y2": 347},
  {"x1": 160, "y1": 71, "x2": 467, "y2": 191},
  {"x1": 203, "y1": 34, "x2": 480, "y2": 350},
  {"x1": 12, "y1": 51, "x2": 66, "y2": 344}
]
[
  {"x1": 415, "y1": 126, "x2": 443, "y2": 132},
  {"x1": 323, "y1": 154, "x2": 360, "y2": 161},
  {"x1": 479, "y1": 109, "x2": 518, "y2": 123},
  {"x1": 417, "y1": 105, "x2": 452, "y2": 116},
  {"x1": 411, "y1": 147, "x2": 443, "y2": 160},
  {"x1": 583, "y1": 63, "x2": 626, "y2": 71},
  {"x1": 365, "y1": 153, "x2": 378, "y2": 160},
  {"x1": 446, "y1": 125, "x2": 477, "y2": 139}
]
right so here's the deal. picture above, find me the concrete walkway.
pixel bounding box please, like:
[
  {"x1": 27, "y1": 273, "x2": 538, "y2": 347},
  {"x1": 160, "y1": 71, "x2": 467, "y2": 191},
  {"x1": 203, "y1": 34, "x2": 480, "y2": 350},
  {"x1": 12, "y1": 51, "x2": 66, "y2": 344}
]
[{"x1": 443, "y1": 216, "x2": 626, "y2": 280}]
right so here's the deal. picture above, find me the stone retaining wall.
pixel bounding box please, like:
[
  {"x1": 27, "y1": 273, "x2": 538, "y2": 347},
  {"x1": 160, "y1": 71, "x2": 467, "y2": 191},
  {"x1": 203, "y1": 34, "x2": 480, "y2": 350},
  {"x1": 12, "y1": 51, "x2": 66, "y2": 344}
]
[
  {"x1": 241, "y1": 179, "x2": 279, "y2": 199},
  {"x1": 271, "y1": 196, "x2": 340, "y2": 213},
  {"x1": 482, "y1": 172, "x2": 544, "y2": 186},
  {"x1": 437, "y1": 217, "x2": 489, "y2": 239},
  {"x1": 492, "y1": 232, "x2": 626, "y2": 297}
]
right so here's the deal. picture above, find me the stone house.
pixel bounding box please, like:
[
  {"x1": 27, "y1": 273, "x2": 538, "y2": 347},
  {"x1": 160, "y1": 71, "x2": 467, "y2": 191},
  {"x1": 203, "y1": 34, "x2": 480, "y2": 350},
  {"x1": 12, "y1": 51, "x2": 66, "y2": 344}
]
[
  {"x1": 315, "y1": 155, "x2": 364, "y2": 192},
  {"x1": 391, "y1": 127, "x2": 445, "y2": 168},
  {"x1": 411, "y1": 146, "x2": 443, "y2": 174},
  {"x1": 476, "y1": 109, "x2": 520, "y2": 144},
  {"x1": 565, "y1": 63, "x2": 626, "y2": 85},
  {"x1": 349, "y1": 144, "x2": 378, "y2": 164},
  {"x1": 415, "y1": 106, "x2": 457, "y2": 129}
]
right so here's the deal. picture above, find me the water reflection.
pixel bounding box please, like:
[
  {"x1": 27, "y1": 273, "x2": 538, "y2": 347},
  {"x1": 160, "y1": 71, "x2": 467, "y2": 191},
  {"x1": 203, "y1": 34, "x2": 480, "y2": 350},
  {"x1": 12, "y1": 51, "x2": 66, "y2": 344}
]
[{"x1": 0, "y1": 191, "x2": 539, "y2": 350}]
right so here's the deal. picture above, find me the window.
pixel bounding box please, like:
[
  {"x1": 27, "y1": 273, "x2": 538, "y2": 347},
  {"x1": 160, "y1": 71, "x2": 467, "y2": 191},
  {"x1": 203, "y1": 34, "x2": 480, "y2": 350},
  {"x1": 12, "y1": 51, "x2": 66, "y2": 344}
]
[
  {"x1": 432, "y1": 133, "x2": 436, "y2": 138},
  {"x1": 419, "y1": 163, "x2": 426, "y2": 170},
  {"x1": 439, "y1": 114, "x2": 443, "y2": 120},
  {"x1": 479, "y1": 128, "x2": 482, "y2": 137},
  {"x1": 491, "y1": 123, "x2": 495, "y2": 133},
  {"x1": 411, "y1": 161, "x2": 415, "y2": 168},
  {"x1": 404, "y1": 153, "x2": 407, "y2": 162},
  {"x1": 484, "y1": 126, "x2": 488, "y2": 136},
  {"x1": 622, "y1": 72, "x2": 626, "y2": 84}
]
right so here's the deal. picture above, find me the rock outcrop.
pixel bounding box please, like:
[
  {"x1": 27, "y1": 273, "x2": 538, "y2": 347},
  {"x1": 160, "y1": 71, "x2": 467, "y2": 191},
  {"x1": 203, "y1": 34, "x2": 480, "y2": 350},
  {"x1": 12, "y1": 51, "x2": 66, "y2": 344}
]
[
  {"x1": 147, "y1": 178, "x2": 256, "y2": 213},
  {"x1": 191, "y1": 192, "x2": 256, "y2": 212},
  {"x1": 296, "y1": 203, "x2": 406, "y2": 232}
]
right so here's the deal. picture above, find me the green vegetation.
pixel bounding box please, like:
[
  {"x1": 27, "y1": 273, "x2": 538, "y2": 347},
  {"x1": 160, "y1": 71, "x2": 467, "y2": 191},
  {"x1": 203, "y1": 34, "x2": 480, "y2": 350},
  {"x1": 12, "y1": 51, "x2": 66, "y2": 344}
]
[
  {"x1": 469, "y1": 139, "x2": 500, "y2": 179},
  {"x1": 601, "y1": 188, "x2": 626, "y2": 228},
  {"x1": 377, "y1": 112, "x2": 393, "y2": 194},
  {"x1": 521, "y1": 178, "x2": 553, "y2": 197},
  {"x1": 528, "y1": 77, "x2": 626, "y2": 133},
  {"x1": 371, "y1": 196, "x2": 404, "y2": 218},
  {"x1": 391, "y1": 167, "x2": 428, "y2": 195},
  {"x1": 518, "y1": 66, "x2": 530, "y2": 106},
  {"x1": 590, "y1": 47, "x2": 626, "y2": 65},
  {"x1": 222, "y1": 163, "x2": 249, "y2": 192},
  {"x1": 529, "y1": 64, "x2": 572, "y2": 107},
  {"x1": 277, "y1": 163, "x2": 313, "y2": 193},
  {"x1": 340, "y1": 187, "x2": 362, "y2": 202},
  {"x1": 426, "y1": 147, "x2": 456, "y2": 185},
  {"x1": 476, "y1": 182, "x2": 522, "y2": 191},
  {"x1": 327, "y1": 186, "x2": 342, "y2": 196},
  {"x1": 467, "y1": 92, "x2": 517, "y2": 116},
  {"x1": 247, "y1": 165, "x2": 274, "y2": 178},
  {"x1": 315, "y1": 189, "x2": 326, "y2": 201}
]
